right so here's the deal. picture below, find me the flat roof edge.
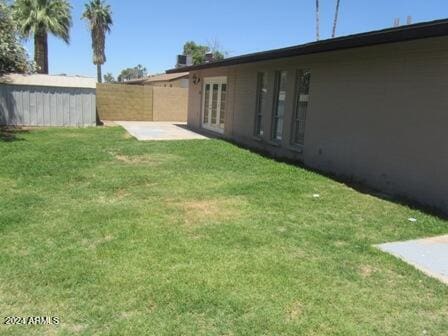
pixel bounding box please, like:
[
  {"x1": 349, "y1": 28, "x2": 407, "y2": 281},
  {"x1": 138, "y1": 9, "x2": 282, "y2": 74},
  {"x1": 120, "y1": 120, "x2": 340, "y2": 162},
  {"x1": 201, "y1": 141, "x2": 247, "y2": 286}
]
[
  {"x1": 166, "y1": 18, "x2": 448, "y2": 74},
  {"x1": 0, "y1": 74, "x2": 96, "y2": 89}
]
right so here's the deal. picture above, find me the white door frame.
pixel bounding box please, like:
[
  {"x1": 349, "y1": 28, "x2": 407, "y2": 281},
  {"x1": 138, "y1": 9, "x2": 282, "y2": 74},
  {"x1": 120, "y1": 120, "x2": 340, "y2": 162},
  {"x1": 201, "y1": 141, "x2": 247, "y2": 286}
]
[{"x1": 202, "y1": 76, "x2": 227, "y2": 134}]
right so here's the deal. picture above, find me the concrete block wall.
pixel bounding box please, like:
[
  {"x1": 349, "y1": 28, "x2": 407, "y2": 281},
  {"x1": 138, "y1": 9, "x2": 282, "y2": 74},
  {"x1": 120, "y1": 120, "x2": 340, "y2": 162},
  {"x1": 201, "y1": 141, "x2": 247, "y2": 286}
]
[
  {"x1": 96, "y1": 84, "x2": 153, "y2": 121},
  {"x1": 97, "y1": 84, "x2": 188, "y2": 122},
  {"x1": 153, "y1": 87, "x2": 187, "y2": 122}
]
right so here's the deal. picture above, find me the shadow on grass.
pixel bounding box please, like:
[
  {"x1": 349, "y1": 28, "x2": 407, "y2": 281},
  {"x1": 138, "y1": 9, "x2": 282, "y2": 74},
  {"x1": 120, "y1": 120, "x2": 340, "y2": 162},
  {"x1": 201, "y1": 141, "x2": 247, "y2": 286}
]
[
  {"x1": 254, "y1": 147, "x2": 448, "y2": 220},
  {"x1": 0, "y1": 126, "x2": 29, "y2": 142},
  {"x1": 181, "y1": 124, "x2": 448, "y2": 221}
]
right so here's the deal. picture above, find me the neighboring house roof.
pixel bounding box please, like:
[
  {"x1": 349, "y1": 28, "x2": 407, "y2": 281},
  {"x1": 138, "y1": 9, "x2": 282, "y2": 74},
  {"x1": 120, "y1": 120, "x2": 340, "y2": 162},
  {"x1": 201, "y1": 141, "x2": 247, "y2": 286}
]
[
  {"x1": 0, "y1": 74, "x2": 96, "y2": 88},
  {"x1": 122, "y1": 77, "x2": 147, "y2": 85},
  {"x1": 166, "y1": 18, "x2": 448, "y2": 73},
  {"x1": 124, "y1": 72, "x2": 189, "y2": 85},
  {"x1": 146, "y1": 72, "x2": 189, "y2": 83}
]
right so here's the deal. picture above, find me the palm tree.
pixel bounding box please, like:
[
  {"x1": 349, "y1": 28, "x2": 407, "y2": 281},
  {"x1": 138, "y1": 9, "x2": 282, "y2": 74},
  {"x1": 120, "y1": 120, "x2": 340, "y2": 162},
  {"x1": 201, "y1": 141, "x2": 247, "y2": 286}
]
[
  {"x1": 82, "y1": 0, "x2": 112, "y2": 83},
  {"x1": 332, "y1": 0, "x2": 341, "y2": 38},
  {"x1": 315, "y1": 0, "x2": 320, "y2": 41},
  {"x1": 13, "y1": 0, "x2": 72, "y2": 74}
]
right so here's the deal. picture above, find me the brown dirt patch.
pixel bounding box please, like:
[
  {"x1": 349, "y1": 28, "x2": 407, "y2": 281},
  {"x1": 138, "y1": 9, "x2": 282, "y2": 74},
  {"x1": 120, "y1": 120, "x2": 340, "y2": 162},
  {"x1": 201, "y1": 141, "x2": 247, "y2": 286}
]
[
  {"x1": 172, "y1": 197, "x2": 246, "y2": 228},
  {"x1": 96, "y1": 189, "x2": 130, "y2": 204},
  {"x1": 66, "y1": 324, "x2": 87, "y2": 333},
  {"x1": 115, "y1": 188, "x2": 130, "y2": 199},
  {"x1": 0, "y1": 177, "x2": 17, "y2": 189},
  {"x1": 359, "y1": 264, "x2": 376, "y2": 278},
  {"x1": 286, "y1": 301, "x2": 303, "y2": 321},
  {"x1": 333, "y1": 240, "x2": 349, "y2": 248},
  {"x1": 82, "y1": 235, "x2": 114, "y2": 250},
  {"x1": 122, "y1": 131, "x2": 134, "y2": 139},
  {"x1": 114, "y1": 153, "x2": 178, "y2": 165},
  {"x1": 59, "y1": 132, "x2": 83, "y2": 138}
]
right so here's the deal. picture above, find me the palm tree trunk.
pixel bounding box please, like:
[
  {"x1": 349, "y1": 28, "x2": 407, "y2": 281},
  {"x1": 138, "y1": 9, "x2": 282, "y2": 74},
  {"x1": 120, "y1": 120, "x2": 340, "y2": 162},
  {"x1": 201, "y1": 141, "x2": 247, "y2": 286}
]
[
  {"x1": 332, "y1": 0, "x2": 341, "y2": 38},
  {"x1": 97, "y1": 64, "x2": 102, "y2": 83},
  {"x1": 34, "y1": 31, "x2": 49, "y2": 74},
  {"x1": 315, "y1": 0, "x2": 320, "y2": 41}
]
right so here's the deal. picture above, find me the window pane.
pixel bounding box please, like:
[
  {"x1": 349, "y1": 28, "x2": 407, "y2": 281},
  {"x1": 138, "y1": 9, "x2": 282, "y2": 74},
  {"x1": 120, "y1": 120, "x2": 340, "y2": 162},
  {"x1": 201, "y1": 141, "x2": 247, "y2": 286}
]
[
  {"x1": 211, "y1": 84, "x2": 218, "y2": 124},
  {"x1": 203, "y1": 84, "x2": 210, "y2": 123},
  {"x1": 272, "y1": 71, "x2": 287, "y2": 140},
  {"x1": 275, "y1": 117, "x2": 283, "y2": 141},
  {"x1": 219, "y1": 84, "x2": 226, "y2": 127},
  {"x1": 292, "y1": 70, "x2": 311, "y2": 145},
  {"x1": 255, "y1": 73, "x2": 267, "y2": 136},
  {"x1": 277, "y1": 72, "x2": 287, "y2": 118},
  {"x1": 297, "y1": 101, "x2": 308, "y2": 120},
  {"x1": 256, "y1": 115, "x2": 263, "y2": 136},
  {"x1": 294, "y1": 120, "x2": 305, "y2": 144}
]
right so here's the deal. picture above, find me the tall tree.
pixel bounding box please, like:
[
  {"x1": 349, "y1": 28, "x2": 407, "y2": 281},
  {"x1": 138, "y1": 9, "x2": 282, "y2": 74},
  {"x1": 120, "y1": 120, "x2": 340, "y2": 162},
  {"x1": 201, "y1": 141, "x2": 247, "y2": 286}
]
[
  {"x1": 0, "y1": 0, "x2": 30, "y2": 74},
  {"x1": 332, "y1": 0, "x2": 341, "y2": 38},
  {"x1": 82, "y1": 0, "x2": 112, "y2": 83},
  {"x1": 13, "y1": 0, "x2": 72, "y2": 74},
  {"x1": 315, "y1": 0, "x2": 320, "y2": 41}
]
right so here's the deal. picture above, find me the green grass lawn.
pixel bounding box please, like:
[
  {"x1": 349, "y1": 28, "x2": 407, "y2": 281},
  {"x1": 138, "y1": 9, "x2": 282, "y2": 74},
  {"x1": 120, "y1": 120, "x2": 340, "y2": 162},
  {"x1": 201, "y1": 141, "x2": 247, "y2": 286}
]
[{"x1": 0, "y1": 126, "x2": 447, "y2": 335}]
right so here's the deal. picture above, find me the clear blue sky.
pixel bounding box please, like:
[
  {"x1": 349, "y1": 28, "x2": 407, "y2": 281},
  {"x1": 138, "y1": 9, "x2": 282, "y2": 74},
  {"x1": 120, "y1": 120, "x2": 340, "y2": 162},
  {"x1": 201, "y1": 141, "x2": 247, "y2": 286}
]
[{"x1": 24, "y1": 0, "x2": 448, "y2": 78}]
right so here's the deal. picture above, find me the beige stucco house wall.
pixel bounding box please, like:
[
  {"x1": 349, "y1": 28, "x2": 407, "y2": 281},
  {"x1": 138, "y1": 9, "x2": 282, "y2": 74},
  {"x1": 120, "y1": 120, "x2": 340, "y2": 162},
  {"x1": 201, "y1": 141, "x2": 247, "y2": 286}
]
[{"x1": 185, "y1": 36, "x2": 448, "y2": 214}]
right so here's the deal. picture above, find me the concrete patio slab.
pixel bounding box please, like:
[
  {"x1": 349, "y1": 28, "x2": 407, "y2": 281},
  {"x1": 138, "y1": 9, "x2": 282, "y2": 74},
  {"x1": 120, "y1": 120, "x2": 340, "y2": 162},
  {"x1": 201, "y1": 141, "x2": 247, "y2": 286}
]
[
  {"x1": 116, "y1": 121, "x2": 209, "y2": 141},
  {"x1": 377, "y1": 235, "x2": 448, "y2": 284}
]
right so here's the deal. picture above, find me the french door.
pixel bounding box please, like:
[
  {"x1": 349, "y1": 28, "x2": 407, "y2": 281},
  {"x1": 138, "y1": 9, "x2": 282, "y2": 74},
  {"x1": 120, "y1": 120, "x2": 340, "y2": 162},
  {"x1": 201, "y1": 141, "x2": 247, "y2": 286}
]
[{"x1": 202, "y1": 77, "x2": 227, "y2": 133}]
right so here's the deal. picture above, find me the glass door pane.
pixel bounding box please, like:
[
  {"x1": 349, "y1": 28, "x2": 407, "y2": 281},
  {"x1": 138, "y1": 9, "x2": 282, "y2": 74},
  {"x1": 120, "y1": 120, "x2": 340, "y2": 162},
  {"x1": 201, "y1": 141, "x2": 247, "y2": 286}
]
[
  {"x1": 211, "y1": 84, "x2": 219, "y2": 125},
  {"x1": 219, "y1": 84, "x2": 226, "y2": 128},
  {"x1": 203, "y1": 84, "x2": 210, "y2": 124}
]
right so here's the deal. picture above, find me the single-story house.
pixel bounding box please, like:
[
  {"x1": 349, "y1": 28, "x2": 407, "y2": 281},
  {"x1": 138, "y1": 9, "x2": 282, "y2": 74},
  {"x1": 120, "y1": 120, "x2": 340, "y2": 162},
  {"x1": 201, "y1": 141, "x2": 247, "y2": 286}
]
[
  {"x1": 124, "y1": 72, "x2": 189, "y2": 88},
  {"x1": 166, "y1": 19, "x2": 448, "y2": 215}
]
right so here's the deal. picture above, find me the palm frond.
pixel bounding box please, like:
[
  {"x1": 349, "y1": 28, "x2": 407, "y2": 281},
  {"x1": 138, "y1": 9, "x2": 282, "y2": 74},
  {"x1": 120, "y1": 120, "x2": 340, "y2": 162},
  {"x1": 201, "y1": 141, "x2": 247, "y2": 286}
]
[{"x1": 12, "y1": 0, "x2": 72, "y2": 43}]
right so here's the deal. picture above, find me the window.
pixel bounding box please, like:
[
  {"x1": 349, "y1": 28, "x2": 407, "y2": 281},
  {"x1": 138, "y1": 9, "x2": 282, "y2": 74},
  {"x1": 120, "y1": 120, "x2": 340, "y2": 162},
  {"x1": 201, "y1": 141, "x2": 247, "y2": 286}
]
[
  {"x1": 291, "y1": 70, "x2": 311, "y2": 146},
  {"x1": 272, "y1": 71, "x2": 287, "y2": 141},
  {"x1": 254, "y1": 72, "x2": 267, "y2": 137}
]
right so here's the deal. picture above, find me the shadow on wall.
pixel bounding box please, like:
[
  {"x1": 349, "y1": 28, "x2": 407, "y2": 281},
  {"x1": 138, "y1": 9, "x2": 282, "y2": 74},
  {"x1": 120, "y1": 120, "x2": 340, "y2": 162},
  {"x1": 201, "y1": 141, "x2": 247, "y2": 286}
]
[
  {"x1": 0, "y1": 76, "x2": 18, "y2": 126},
  {"x1": 95, "y1": 108, "x2": 103, "y2": 126},
  {"x1": 1, "y1": 77, "x2": 27, "y2": 140}
]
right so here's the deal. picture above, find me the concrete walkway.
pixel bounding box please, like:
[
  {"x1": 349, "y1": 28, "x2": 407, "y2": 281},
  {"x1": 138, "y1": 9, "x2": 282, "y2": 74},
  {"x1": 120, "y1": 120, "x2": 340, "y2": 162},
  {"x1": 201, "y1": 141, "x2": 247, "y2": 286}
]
[
  {"x1": 377, "y1": 235, "x2": 448, "y2": 284},
  {"x1": 116, "y1": 121, "x2": 209, "y2": 141}
]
